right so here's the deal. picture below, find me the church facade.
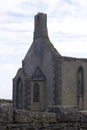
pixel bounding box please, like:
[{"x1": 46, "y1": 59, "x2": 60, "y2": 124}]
[{"x1": 13, "y1": 13, "x2": 87, "y2": 111}]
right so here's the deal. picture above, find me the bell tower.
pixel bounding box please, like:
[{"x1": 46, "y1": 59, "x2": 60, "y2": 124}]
[{"x1": 34, "y1": 12, "x2": 48, "y2": 39}]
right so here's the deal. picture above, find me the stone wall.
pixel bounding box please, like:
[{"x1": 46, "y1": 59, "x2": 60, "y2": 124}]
[
  {"x1": 62, "y1": 57, "x2": 87, "y2": 110},
  {"x1": 1, "y1": 104, "x2": 87, "y2": 130}
]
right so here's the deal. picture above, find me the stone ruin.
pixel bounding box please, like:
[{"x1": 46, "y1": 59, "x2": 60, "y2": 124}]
[{"x1": 1, "y1": 12, "x2": 87, "y2": 130}]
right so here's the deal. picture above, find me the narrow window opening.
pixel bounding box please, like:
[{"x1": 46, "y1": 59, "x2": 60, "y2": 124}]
[
  {"x1": 16, "y1": 78, "x2": 23, "y2": 109},
  {"x1": 33, "y1": 83, "x2": 40, "y2": 102},
  {"x1": 77, "y1": 67, "x2": 84, "y2": 96},
  {"x1": 77, "y1": 66, "x2": 84, "y2": 109}
]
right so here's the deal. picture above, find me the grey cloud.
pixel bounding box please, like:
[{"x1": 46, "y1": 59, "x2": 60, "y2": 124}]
[
  {"x1": 53, "y1": 32, "x2": 87, "y2": 40},
  {"x1": 0, "y1": 26, "x2": 29, "y2": 32},
  {"x1": 7, "y1": 11, "x2": 26, "y2": 18}
]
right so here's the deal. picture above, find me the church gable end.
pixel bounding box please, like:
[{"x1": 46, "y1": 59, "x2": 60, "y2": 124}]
[
  {"x1": 13, "y1": 12, "x2": 62, "y2": 111},
  {"x1": 13, "y1": 12, "x2": 87, "y2": 111}
]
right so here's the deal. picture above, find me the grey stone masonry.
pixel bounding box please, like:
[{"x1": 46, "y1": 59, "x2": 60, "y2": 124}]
[
  {"x1": 34, "y1": 12, "x2": 48, "y2": 39},
  {"x1": 1, "y1": 104, "x2": 87, "y2": 130},
  {"x1": 13, "y1": 12, "x2": 87, "y2": 112}
]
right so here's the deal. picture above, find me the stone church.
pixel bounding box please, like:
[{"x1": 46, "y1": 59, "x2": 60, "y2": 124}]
[{"x1": 13, "y1": 12, "x2": 87, "y2": 111}]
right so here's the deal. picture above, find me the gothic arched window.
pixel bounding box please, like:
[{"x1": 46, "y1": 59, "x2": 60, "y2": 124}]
[
  {"x1": 16, "y1": 78, "x2": 23, "y2": 109},
  {"x1": 33, "y1": 83, "x2": 40, "y2": 102},
  {"x1": 77, "y1": 66, "x2": 84, "y2": 96},
  {"x1": 77, "y1": 66, "x2": 84, "y2": 109}
]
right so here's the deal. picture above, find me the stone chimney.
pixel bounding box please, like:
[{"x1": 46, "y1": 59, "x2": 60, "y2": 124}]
[{"x1": 34, "y1": 12, "x2": 48, "y2": 39}]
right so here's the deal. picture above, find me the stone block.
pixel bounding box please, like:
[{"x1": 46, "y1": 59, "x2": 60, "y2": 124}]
[{"x1": 47, "y1": 105, "x2": 79, "y2": 122}]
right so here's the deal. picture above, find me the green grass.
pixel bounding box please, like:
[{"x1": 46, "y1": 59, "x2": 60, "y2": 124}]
[{"x1": 0, "y1": 99, "x2": 12, "y2": 103}]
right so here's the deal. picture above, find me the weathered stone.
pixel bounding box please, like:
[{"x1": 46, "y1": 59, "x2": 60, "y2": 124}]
[
  {"x1": 79, "y1": 110, "x2": 87, "y2": 129},
  {"x1": 0, "y1": 103, "x2": 13, "y2": 122},
  {"x1": 0, "y1": 106, "x2": 87, "y2": 129},
  {"x1": 34, "y1": 12, "x2": 48, "y2": 39},
  {"x1": 13, "y1": 12, "x2": 87, "y2": 112},
  {"x1": 48, "y1": 105, "x2": 79, "y2": 122}
]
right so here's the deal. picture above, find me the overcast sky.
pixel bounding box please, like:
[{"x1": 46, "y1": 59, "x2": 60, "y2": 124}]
[{"x1": 1, "y1": 0, "x2": 87, "y2": 99}]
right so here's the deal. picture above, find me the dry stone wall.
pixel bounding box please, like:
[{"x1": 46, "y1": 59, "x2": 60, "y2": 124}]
[{"x1": 0, "y1": 104, "x2": 87, "y2": 129}]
